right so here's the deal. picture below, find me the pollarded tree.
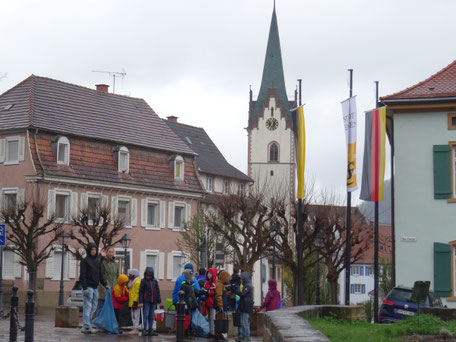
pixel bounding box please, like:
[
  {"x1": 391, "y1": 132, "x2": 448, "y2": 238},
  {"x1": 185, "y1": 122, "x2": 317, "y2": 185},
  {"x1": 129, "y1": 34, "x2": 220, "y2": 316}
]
[{"x1": 1, "y1": 195, "x2": 64, "y2": 294}]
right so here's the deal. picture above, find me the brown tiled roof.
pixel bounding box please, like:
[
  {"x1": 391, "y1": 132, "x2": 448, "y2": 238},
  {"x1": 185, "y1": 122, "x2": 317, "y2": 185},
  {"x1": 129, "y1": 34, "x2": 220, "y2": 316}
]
[
  {"x1": 0, "y1": 75, "x2": 194, "y2": 155},
  {"x1": 354, "y1": 225, "x2": 392, "y2": 264},
  {"x1": 382, "y1": 60, "x2": 456, "y2": 100},
  {"x1": 29, "y1": 131, "x2": 202, "y2": 193}
]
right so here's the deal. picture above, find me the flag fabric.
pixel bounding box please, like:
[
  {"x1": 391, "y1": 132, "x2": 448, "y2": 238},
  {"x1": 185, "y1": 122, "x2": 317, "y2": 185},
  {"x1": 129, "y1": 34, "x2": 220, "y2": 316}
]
[
  {"x1": 341, "y1": 96, "x2": 358, "y2": 192},
  {"x1": 291, "y1": 106, "x2": 305, "y2": 199},
  {"x1": 360, "y1": 107, "x2": 387, "y2": 202}
]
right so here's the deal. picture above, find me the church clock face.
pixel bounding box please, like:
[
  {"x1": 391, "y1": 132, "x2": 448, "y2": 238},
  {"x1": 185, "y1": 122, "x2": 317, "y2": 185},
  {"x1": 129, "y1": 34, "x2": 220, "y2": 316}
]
[{"x1": 265, "y1": 117, "x2": 279, "y2": 131}]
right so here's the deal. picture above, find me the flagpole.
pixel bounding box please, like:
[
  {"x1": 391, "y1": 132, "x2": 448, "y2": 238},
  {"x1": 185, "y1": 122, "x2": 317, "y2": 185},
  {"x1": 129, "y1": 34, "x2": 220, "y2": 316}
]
[
  {"x1": 345, "y1": 69, "x2": 353, "y2": 306},
  {"x1": 296, "y1": 78, "x2": 304, "y2": 305},
  {"x1": 374, "y1": 80, "x2": 380, "y2": 323}
]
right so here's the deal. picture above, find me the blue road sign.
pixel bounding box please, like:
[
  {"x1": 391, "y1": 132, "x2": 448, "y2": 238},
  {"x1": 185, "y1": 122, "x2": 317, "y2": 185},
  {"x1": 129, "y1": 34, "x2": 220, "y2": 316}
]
[{"x1": 0, "y1": 224, "x2": 5, "y2": 246}]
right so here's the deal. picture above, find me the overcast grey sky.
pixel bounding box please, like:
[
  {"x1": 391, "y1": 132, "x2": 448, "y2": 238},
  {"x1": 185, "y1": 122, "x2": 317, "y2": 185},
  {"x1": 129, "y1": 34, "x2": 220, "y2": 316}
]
[{"x1": 1, "y1": 0, "x2": 456, "y2": 203}]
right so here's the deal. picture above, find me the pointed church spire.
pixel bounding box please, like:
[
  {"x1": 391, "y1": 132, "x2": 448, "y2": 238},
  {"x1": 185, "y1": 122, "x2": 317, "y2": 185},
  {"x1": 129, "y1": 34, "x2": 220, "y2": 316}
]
[{"x1": 253, "y1": 5, "x2": 290, "y2": 117}]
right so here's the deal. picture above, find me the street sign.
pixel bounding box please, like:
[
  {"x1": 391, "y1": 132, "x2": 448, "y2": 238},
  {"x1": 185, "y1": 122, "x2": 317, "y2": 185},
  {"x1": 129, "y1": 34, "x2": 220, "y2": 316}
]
[{"x1": 0, "y1": 224, "x2": 5, "y2": 246}]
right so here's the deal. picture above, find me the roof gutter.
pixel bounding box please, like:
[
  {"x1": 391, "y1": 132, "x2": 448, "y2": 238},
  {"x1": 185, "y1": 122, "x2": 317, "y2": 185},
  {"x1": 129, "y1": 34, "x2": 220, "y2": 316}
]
[{"x1": 382, "y1": 96, "x2": 456, "y2": 104}]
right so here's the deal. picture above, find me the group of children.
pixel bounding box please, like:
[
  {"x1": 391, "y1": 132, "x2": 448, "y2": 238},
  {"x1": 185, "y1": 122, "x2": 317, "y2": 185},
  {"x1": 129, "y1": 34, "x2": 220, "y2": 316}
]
[{"x1": 110, "y1": 267, "x2": 161, "y2": 336}]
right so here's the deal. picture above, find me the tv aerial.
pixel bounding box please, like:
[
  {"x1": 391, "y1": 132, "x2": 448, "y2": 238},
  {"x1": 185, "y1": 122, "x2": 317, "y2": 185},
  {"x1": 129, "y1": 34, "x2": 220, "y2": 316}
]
[{"x1": 92, "y1": 68, "x2": 126, "y2": 94}]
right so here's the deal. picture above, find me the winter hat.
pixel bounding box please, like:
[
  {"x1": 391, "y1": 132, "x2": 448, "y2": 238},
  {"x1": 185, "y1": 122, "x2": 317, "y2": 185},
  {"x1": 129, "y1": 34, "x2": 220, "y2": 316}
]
[{"x1": 184, "y1": 263, "x2": 194, "y2": 271}]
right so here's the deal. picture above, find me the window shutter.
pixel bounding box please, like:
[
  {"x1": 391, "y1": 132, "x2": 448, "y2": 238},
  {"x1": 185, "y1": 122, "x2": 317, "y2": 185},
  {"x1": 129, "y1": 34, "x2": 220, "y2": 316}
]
[
  {"x1": 433, "y1": 145, "x2": 452, "y2": 199},
  {"x1": 130, "y1": 198, "x2": 137, "y2": 226},
  {"x1": 17, "y1": 189, "x2": 25, "y2": 205},
  {"x1": 69, "y1": 248, "x2": 76, "y2": 279},
  {"x1": 141, "y1": 199, "x2": 147, "y2": 227},
  {"x1": 45, "y1": 249, "x2": 54, "y2": 278},
  {"x1": 101, "y1": 195, "x2": 108, "y2": 209},
  {"x1": 71, "y1": 192, "x2": 78, "y2": 218},
  {"x1": 186, "y1": 204, "x2": 191, "y2": 222},
  {"x1": 434, "y1": 242, "x2": 451, "y2": 297},
  {"x1": 362, "y1": 284, "x2": 366, "y2": 294},
  {"x1": 14, "y1": 252, "x2": 22, "y2": 278},
  {"x1": 47, "y1": 190, "x2": 55, "y2": 219},
  {"x1": 80, "y1": 193, "x2": 88, "y2": 210},
  {"x1": 18, "y1": 137, "x2": 25, "y2": 162},
  {"x1": 0, "y1": 138, "x2": 5, "y2": 163},
  {"x1": 350, "y1": 266, "x2": 353, "y2": 275},
  {"x1": 111, "y1": 196, "x2": 118, "y2": 223},
  {"x1": 168, "y1": 202, "x2": 174, "y2": 228},
  {"x1": 159, "y1": 252, "x2": 165, "y2": 279},
  {"x1": 350, "y1": 284, "x2": 354, "y2": 294},
  {"x1": 360, "y1": 266, "x2": 364, "y2": 276},
  {"x1": 366, "y1": 266, "x2": 370, "y2": 276},
  {"x1": 167, "y1": 253, "x2": 174, "y2": 280},
  {"x1": 159, "y1": 200, "x2": 166, "y2": 229},
  {"x1": 140, "y1": 251, "x2": 146, "y2": 275}
]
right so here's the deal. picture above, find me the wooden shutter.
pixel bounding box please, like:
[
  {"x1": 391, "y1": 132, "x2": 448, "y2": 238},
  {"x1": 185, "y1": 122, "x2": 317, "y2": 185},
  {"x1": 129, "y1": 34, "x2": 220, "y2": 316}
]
[
  {"x1": 360, "y1": 266, "x2": 364, "y2": 276},
  {"x1": 186, "y1": 203, "x2": 191, "y2": 222},
  {"x1": 362, "y1": 284, "x2": 366, "y2": 294},
  {"x1": 159, "y1": 252, "x2": 165, "y2": 279},
  {"x1": 69, "y1": 248, "x2": 76, "y2": 279},
  {"x1": 71, "y1": 192, "x2": 78, "y2": 218},
  {"x1": 80, "y1": 193, "x2": 88, "y2": 210},
  {"x1": 131, "y1": 198, "x2": 137, "y2": 226},
  {"x1": 102, "y1": 195, "x2": 108, "y2": 209},
  {"x1": 433, "y1": 145, "x2": 452, "y2": 199},
  {"x1": 111, "y1": 196, "x2": 118, "y2": 223},
  {"x1": 141, "y1": 199, "x2": 147, "y2": 227},
  {"x1": 140, "y1": 251, "x2": 146, "y2": 275},
  {"x1": 350, "y1": 284, "x2": 354, "y2": 294},
  {"x1": 17, "y1": 189, "x2": 25, "y2": 205},
  {"x1": 18, "y1": 137, "x2": 25, "y2": 162},
  {"x1": 0, "y1": 138, "x2": 5, "y2": 163},
  {"x1": 159, "y1": 200, "x2": 166, "y2": 229},
  {"x1": 47, "y1": 190, "x2": 55, "y2": 219},
  {"x1": 168, "y1": 202, "x2": 174, "y2": 228},
  {"x1": 14, "y1": 252, "x2": 22, "y2": 278},
  {"x1": 45, "y1": 249, "x2": 54, "y2": 278},
  {"x1": 167, "y1": 253, "x2": 174, "y2": 280},
  {"x1": 434, "y1": 242, "x2": 451, "y2": 297}
]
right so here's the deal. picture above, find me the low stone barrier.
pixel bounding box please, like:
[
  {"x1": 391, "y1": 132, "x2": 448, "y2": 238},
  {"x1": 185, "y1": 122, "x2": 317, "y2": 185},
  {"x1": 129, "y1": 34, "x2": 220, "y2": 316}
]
[
  {"x1": 263, "y1": 305, "x2": 365, "y2": 342},
  {"x1": 421, "y1": 307, "x2": 456, "y2": 321},
  {"x1": 55, "y1": 306, "x2": 79, "y2": 328}
]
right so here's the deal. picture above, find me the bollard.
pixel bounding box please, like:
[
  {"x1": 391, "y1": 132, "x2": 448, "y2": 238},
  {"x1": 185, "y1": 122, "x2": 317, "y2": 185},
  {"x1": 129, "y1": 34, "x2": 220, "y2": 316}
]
[
  {"x1": 24, "y1": 290, "x2": 34, "y2": 342},
  {"x1": 9, "y1": 285, "x2": 18, "y2": 342},
  {"x1": 176, "y1": 290, "x2": 186, "y2": 342}
]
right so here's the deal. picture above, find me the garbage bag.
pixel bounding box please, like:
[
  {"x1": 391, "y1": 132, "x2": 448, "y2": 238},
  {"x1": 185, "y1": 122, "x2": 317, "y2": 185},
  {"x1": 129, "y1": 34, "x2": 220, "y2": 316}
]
[
  {"x1": 191, "y1": 309, "x2": 210, "y2": 337},
  {"x1": 92, "y1": 291, "x2": 119, "y2": 334}
]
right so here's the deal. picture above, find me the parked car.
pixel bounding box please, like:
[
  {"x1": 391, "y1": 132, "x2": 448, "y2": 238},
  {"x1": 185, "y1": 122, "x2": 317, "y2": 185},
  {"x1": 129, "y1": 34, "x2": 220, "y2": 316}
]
[
  {"x1": 379, "y1": 286, "x2": 443, "y2": 323},
  {"x1": 66, "y1": 280, "x2": 83, "y2": 311}
]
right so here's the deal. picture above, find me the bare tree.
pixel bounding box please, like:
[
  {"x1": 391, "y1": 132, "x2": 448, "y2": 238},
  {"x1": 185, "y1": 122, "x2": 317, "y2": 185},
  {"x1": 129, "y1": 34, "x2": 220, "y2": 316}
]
[
  {"x1": 1, "y1": 196, "x2": 64, "y2": 294},
  {"x1": 69, "y1": 204, "x2": 125, "y2": 260}
]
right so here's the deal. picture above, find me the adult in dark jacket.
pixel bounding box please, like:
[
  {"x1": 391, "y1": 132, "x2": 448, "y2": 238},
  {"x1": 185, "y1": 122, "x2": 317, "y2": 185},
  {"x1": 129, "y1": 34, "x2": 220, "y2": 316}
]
[
  {"x1": 235, "y1": 271, "x2": 253, "y2": 342},
  {"x1": 229, "y1": 267, "x2": 241, "y2": 310},
  {"x1": 80, "y1": 242, "x2": 107, "y2": 334},
  {"x1": 258, "y1": 279, "x2": 281, "y2": 312},
  {"x1": 139, "y1": 267, "x2": 161, "y2": 336}
]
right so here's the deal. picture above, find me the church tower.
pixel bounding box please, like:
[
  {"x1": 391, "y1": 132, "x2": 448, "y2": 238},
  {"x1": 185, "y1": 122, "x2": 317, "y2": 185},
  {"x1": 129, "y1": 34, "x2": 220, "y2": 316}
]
[{"x1": 248, "y1": 5, "x2": 296, "y2": 196}]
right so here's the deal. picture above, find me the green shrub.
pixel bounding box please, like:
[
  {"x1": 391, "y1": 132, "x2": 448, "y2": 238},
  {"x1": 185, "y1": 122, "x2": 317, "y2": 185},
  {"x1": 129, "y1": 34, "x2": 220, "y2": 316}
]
[{"x1": 362, "y1": 300, "x2": 373, "y2": 323}]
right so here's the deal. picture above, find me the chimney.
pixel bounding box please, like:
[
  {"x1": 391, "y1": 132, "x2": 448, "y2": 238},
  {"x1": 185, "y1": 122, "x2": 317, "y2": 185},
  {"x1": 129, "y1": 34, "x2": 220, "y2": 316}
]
[
  {"x1": 167, "y1": 116, "x2": 178, "y2": 122},
  {"x1": 96, "y1": 84, "x2": 109, "y2": 93}
]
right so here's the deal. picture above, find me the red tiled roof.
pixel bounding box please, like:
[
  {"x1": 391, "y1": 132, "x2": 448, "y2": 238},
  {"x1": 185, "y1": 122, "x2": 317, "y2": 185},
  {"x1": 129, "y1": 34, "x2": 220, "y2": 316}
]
[
  {"x1": 354, "y1": 225, "x2": 392, "y2": 264},
  {"x1": 0, "y1": 75, "x2": 194, "y2": 155},
  {"x1": 382, "y1": 60, "x2": 456, "y2": 100},
  {"x1": 29, "y1": 131, "x2": 202, "y2": 194}
]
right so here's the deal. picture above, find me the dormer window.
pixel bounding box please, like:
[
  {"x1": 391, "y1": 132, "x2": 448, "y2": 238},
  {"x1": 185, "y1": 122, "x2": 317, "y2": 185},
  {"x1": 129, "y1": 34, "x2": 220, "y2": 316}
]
[
  {"x1": 57, "y1": 136, "x2": 70, "y2": 165},
  {"x1": 174, "y1": 155, "x2": 184, "y2": 180},
  {"x1": 118, "y1": 146, "x2": 129, "y2": 173}
]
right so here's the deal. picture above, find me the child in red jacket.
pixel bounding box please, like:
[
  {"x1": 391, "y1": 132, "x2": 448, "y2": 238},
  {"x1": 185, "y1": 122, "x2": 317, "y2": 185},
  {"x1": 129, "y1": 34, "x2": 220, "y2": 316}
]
[
  {"x1": 204, "y1": 268, "x2": 217, "y2": 337},
  {"x1": 112, "y1": 274, "x2": 129, "y2": 326}
]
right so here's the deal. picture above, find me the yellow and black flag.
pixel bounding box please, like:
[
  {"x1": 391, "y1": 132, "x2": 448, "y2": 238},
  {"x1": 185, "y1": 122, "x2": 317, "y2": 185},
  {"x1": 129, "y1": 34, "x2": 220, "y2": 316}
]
[{"x1": 291, "y1": 106, "x2": 306, "y2": 199}]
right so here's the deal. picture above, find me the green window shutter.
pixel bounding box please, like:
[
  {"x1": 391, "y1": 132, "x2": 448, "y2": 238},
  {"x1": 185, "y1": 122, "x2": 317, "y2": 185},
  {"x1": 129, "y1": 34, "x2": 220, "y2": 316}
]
[
  {"x1": 434, "y1": 242, "x2": 451, "y2": 297},
  {"x1": 433, "y1": 145, "x2": 452, "y2": 199}
]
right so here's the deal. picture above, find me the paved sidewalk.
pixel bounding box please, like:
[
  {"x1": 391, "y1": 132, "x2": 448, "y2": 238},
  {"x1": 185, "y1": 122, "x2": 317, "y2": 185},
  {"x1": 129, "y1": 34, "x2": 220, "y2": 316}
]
[{"x1": 0, "y1": 308, "x2": 261, "y2": 342}]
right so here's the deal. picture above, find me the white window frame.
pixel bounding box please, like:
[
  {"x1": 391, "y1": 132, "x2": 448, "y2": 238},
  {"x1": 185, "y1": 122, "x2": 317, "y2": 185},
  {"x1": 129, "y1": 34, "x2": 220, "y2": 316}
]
[
  {"x1": 118, "y1": 146, "x2": 129, "y2": 173},
  {"x1": 173, "y1": 203, "x2": 186, "y2": 230},
  {"x1": 352, "y1": 265, "x2": 360, "y2": 276},
  {"x1": 117, "y1": 197, "x2": 132, "y2": 228},
  {"x1": 51, "y1": 245, "x2": 69, "y2": 281},
  {"x1": 57, "y1": 136, "x2": 70, "y2": 165},
  {"x1": 87, "y1": 193, "x2": 102, "y2": 225},
  {"x1": 54, "y1": 190, "x2": 71, "y2": 223},
  {"x1": 146, "y1": 199, "x2": 159, "y2": 230},
  {"x1": 168, "y1": 250, "x2": 185, "y2": 281},
  {"x1": 353, "y1": 283, "x2": 362, "y2": 294},
  {"x1": 174, "y1": 155, "x2": 184, "y2": 180},
  {"x1": 145, "y1": 249, "x2": 159, "y2": 276},
  {"x1": 114, "y1": 247, "x2": 133, "y2": 272},
  {"x1": 1, "y1": 247, "x2": 21, "y2": 280},
  {"x1": 5, "y1": 136, "x2": 20, "y2": 165},
  {"x1": 206, "y1": 177, "x2": 213, "y2": 192},
  {"x1": 2, "y1": 187, "x2": 18, "y2": 212}
]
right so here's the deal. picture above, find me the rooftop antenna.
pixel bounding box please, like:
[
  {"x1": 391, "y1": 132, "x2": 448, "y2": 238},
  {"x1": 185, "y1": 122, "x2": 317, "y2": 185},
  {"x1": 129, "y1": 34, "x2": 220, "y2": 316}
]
[{"x1": 91, "y1": 68, "x2": 126, "y2": 94}]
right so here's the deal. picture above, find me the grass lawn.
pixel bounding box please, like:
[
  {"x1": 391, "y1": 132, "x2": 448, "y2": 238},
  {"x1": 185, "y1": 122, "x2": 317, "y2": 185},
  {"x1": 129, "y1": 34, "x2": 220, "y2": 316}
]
[{"x1": 309, "y1": 314, "x2": 456, "y2": 342}]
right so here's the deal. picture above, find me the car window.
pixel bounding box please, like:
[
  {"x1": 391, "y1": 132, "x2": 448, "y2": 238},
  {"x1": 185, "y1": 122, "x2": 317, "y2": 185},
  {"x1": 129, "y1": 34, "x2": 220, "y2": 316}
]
[{"x1": 388, "y1": 288, "x2": 412, "y2": 301}]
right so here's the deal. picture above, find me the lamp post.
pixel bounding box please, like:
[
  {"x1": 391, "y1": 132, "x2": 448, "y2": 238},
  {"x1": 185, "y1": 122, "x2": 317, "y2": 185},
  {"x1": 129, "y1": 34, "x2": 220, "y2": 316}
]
[
  {"x1": 315, "y1": 231, "x2": 324, "y2": 305},
  {"x1": 120, "y1": 234, "x2": 131, "y2": 274},
  {"x1": 58, "y1": 232, "x2": 69, "y2": 306},
  {"x1": 270, "y1": 222, "x2": 279, "y2": 280}
]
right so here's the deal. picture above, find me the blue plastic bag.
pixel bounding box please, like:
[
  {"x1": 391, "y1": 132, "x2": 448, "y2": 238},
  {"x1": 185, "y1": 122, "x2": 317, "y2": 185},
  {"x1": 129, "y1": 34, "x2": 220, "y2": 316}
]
[
  {"x1": 191, "y1": 309, "x2": 210, "y2": 337},
  {"x1": 92, "y1": 291, "x2": 119, "y2": 334}
]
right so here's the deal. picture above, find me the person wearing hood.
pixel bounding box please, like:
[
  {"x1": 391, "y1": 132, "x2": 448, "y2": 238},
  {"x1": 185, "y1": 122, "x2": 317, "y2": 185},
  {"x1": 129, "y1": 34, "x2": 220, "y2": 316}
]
[
  {"x1": 214, "y1": 270, "x2": 232, "y2": 341},
  {"x1": 258, "y1": 279, "x2": 281, "y2": 312},
  {"x1": 172, "y1": 263, "x2": 201, "y2": 305},
  {"x1": 112, "y1": 274, "x2": 129, "y2": 327},
  {"x1": 127, "y1": 269, "x2": 142, "y2": 335},
  {"x1": 235, "y1": 271, "x2": 254, "y2": 342},
  {"x1": 204, "y1": 267, "x2": 217, "y2": 337},
  {"x1": 96, "y1": 247, "x2": 119, "y2": 317},
  {"x1": 80, "y1": 242, "x2": 107, "y2": 334},
  {"x1": 139, "y1": 267, "x2": 161, "y2": 336}
]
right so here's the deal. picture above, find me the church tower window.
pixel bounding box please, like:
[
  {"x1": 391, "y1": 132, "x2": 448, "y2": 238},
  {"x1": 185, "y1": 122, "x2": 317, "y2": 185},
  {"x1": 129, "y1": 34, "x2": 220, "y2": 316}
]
[{"x1": 269, "y1": 143, "x2": 279, "y2": 162}]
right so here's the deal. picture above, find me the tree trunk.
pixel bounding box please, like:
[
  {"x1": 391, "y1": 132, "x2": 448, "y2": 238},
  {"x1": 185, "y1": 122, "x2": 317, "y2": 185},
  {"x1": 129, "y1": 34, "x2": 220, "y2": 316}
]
[{"x1": 328, "y1": 280, "x2": 338, "y2": 304}]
